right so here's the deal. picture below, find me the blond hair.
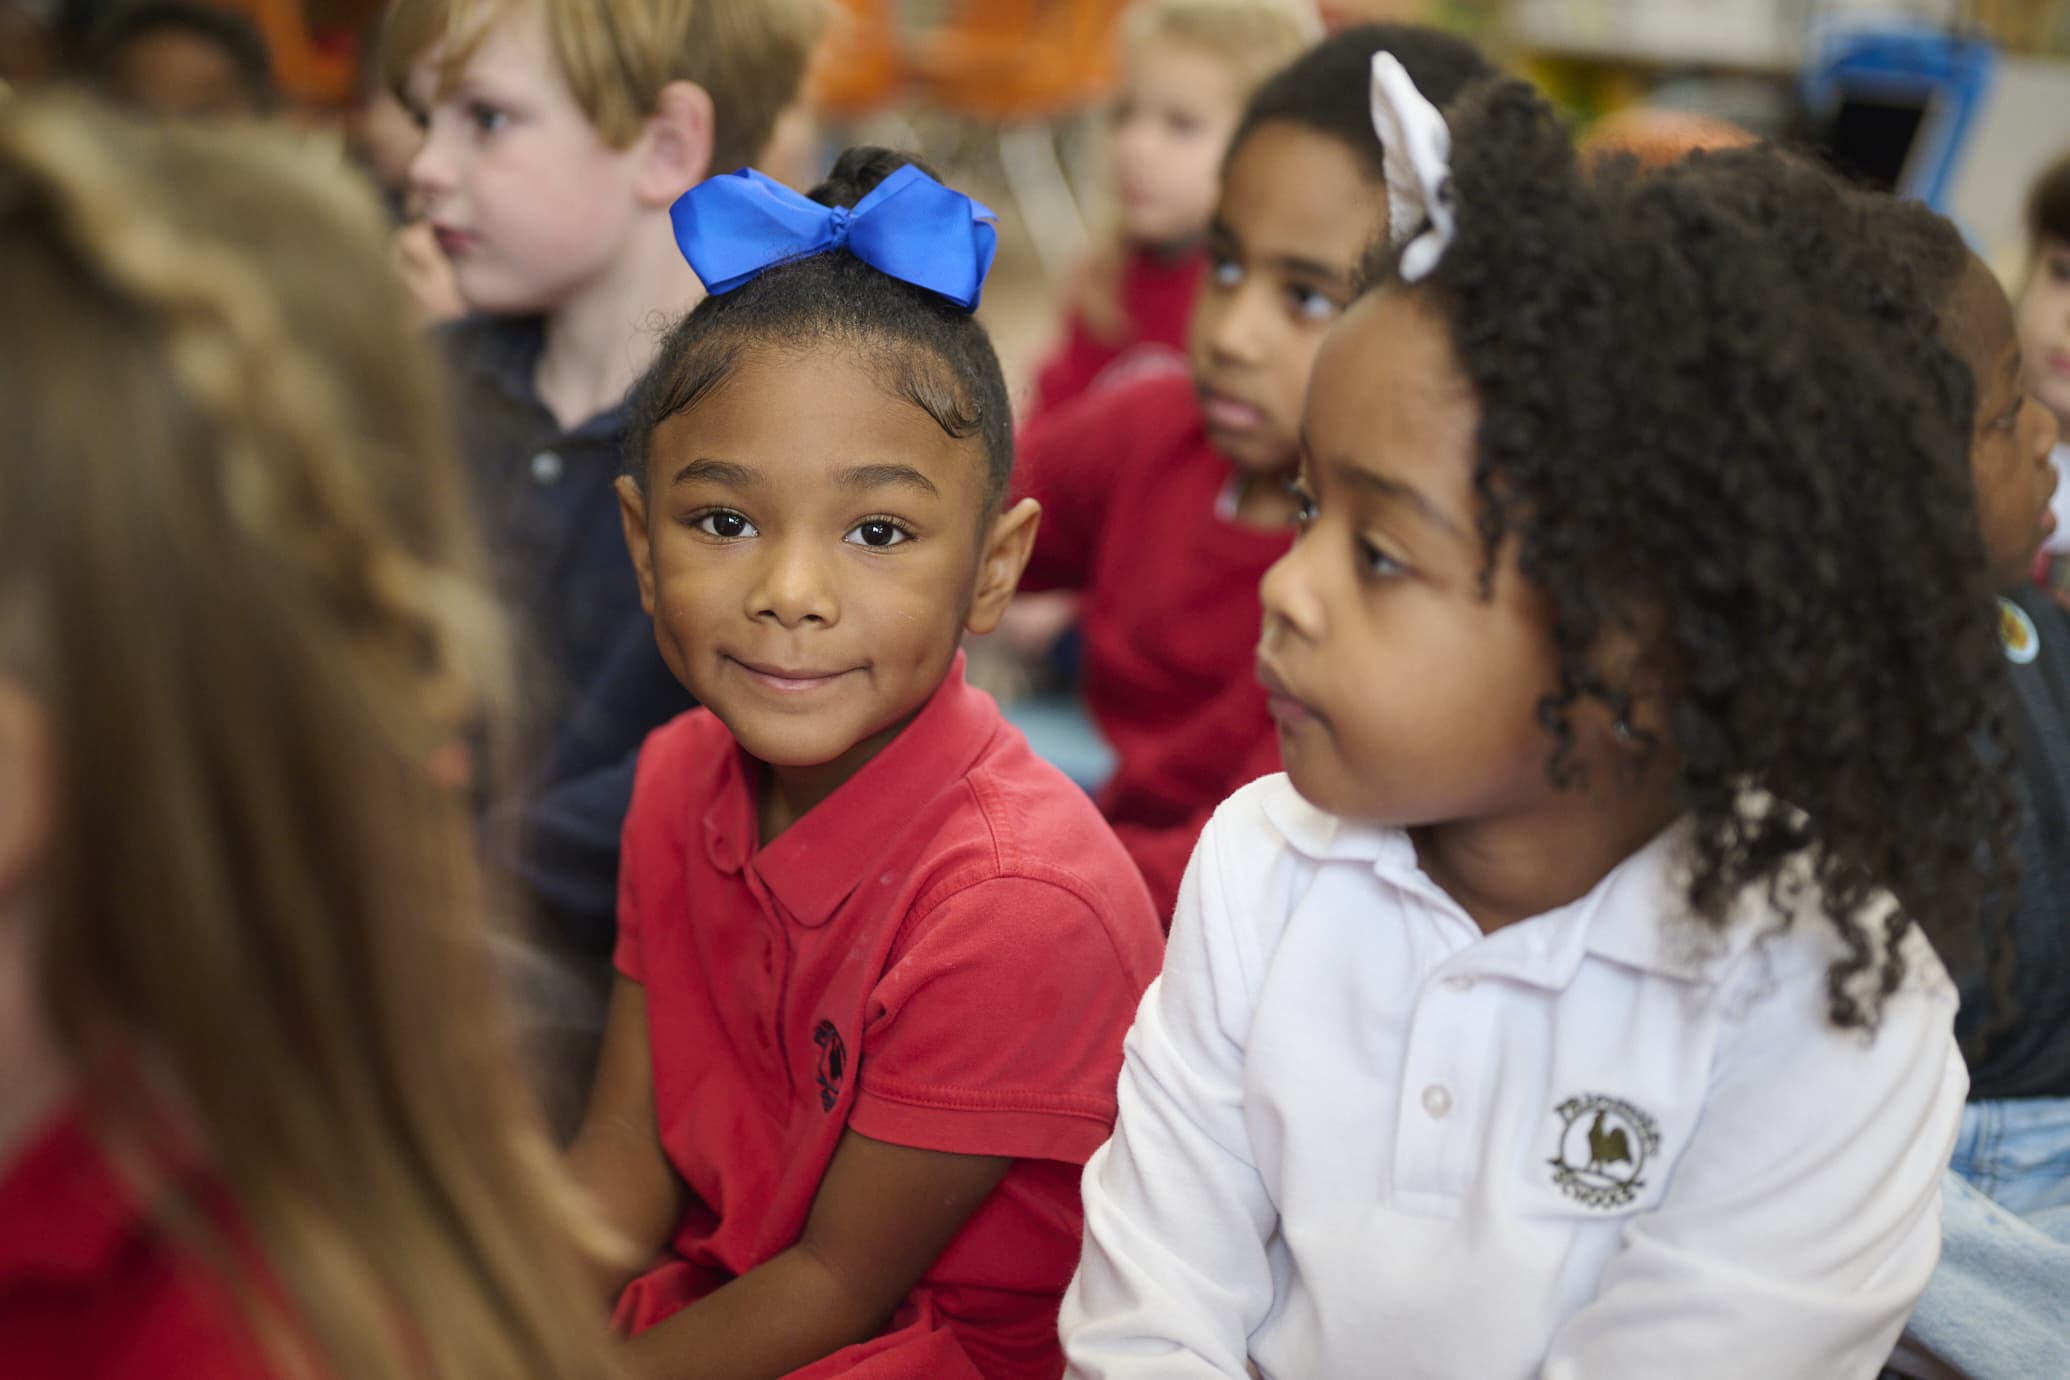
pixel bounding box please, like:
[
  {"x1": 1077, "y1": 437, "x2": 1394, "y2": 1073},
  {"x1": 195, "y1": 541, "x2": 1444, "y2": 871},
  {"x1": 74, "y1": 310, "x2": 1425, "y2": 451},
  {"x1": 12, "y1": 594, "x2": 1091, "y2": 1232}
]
[
  {"x1": 1078, "y1": 0, "x2": 1318, "y2": 341},
  {"x1": 381, "y1": 0, "x2": 824, "y2": 174},
  {"x1": 1121, "y1": 0, "x2": 1318, "y2": 102},
  {"x1": 0, "y1": 99, "x2": 618, "y2": 1380}
]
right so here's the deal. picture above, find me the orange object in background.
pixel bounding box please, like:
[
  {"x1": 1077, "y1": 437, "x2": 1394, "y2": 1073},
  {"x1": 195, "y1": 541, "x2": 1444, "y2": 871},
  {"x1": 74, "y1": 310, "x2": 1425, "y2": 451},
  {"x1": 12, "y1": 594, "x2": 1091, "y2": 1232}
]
[
  {"x1": 807, "y1": 0, "x2": 1136, "y2": 123},
  {"x1": 1580, "y1": 107, "x2": 1762, "y2": 170},
  {"x1": 216, "y1": 0, "x2": 377, "y2": 109},
  {"x1": 808, "y1": 0, "x2": 904, "y2": 118},
  {"x1": 911, "y1": 0, "x2": 1132, "y2": 119}
]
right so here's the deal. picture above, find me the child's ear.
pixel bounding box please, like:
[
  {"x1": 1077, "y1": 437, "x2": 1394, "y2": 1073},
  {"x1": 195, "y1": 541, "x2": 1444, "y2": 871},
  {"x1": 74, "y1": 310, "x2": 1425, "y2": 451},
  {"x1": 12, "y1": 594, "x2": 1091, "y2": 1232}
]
[
  {"x1": 0, "y1": 678, "x2": 52, "y2": 901},
  {"x1": 637, "y1": 80, "x2": 715, "y2": 206},
  {"x1": 1583, "y1": 616, "x2": 1681, "y2": 777},
  {"x1": 966, "y1": 498, "x2": 1041, "y2": 637},
  {"x1": 616, "y1": 475, "x2": 660, "y2": 616}
]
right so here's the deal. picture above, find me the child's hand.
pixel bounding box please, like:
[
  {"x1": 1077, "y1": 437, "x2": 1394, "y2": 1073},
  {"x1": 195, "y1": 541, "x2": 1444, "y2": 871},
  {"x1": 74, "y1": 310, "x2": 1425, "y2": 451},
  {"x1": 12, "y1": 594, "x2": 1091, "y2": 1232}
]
[
  {"x1": 392, "y1": 220, "x2": 465, "y2": 326},
  {"x1": 618, "y1": 1132, "x2": 1009, "y2": 1380}
]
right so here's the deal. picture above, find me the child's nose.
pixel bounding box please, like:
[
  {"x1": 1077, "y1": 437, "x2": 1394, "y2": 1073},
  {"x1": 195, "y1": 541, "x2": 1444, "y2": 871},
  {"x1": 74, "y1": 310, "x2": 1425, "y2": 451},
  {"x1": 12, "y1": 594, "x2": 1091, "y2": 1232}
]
[
  {"x1": 2034, "y1": 394, "x2": 2063, "y2": 459},
  {"x1": 1258, "y1": 541, "x2": 1320, "y2": 641},
  {"x1": 407, "y1": 120, "x2": 455, "y2": 199},
  {"x1": 1204, "y1": 284, "x2": 1270, "y2": 366},
  {"x1": 749, "y1": 539, "x2": 838, "y2": 628}
]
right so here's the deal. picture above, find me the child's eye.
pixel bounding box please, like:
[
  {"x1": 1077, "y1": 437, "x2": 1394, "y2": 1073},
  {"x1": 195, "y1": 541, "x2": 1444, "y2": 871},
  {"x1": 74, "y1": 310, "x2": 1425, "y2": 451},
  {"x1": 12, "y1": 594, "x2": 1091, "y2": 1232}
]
[
  {"x1": 844, "y1": 517, "x2": 912, "y2": 549},
  {"x1": 1357, "y1": 537, "x2": 1406, "y2": 579},
  {"x1": 690, "y1": 509, "x2": 756, "y2": 539},
  {"x1": 1208, "y1": 255, "x2": 1242, "y2": 289},
  {"x1": 2048, "y1": 252, "x2": 2070, "y2": 285},
  {"x1": 469, "y1": 102, "x2": 508, "y2": 134},
  {"x1": 1288, "y1": 286, "x2": 1340, "y2": 322},
  {"x1": 1287, "y1": 482, "x2": 1317, "y2": 531},
  {"x1": 1164, "y1": 111, "x2": 1202, "y2": 138}
]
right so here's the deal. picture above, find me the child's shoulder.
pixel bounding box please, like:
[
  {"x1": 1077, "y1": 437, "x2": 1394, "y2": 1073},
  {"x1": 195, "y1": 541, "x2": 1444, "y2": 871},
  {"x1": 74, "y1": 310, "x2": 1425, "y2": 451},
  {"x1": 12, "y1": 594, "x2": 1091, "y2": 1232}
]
[
  {"x1": 941, "y1": 717, "x2": 1163, "y2": 935},
  {"x1": 1196, "y1": 772, "x2": 1393, "y2": 878},
  {"x1": 1180, "y1": 773, "x2": 1393, "y2": 942},
  {"x1": 626, "y1": 705, "x2": 736, "y2": 816},
  {"x1": 1710, "y1": 842, "x2": 1958, "y2": 1023}
]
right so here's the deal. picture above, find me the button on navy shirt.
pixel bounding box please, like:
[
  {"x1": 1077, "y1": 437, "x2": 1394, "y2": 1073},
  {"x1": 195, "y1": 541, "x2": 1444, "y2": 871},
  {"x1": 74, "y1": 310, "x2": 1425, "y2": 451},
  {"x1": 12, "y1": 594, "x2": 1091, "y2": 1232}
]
[{"x1": 441, "y1": 314, "x2": 693, "y2": 957}]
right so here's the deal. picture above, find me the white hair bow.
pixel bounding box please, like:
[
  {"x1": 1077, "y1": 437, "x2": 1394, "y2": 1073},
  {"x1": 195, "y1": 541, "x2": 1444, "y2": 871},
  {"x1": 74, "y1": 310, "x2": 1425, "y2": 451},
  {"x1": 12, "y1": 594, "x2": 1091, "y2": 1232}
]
[{"x1": 1369, "y1": 51, "x2": 1454, "y2": 283}]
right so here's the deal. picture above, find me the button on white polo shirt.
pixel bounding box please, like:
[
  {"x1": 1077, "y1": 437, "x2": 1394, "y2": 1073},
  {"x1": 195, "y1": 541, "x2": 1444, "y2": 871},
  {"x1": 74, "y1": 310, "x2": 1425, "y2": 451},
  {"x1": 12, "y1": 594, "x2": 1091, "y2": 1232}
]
[{"x1": 1062, "y1": 775, "x2": 1965, "y2": 1380}]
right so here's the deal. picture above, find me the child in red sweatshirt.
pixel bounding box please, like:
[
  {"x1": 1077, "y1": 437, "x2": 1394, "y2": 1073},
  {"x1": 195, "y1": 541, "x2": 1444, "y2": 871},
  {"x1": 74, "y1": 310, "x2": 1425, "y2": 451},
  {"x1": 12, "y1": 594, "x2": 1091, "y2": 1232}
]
[{"x1": 1015, "y1": 24, "x2": 1495, "y2": 918}]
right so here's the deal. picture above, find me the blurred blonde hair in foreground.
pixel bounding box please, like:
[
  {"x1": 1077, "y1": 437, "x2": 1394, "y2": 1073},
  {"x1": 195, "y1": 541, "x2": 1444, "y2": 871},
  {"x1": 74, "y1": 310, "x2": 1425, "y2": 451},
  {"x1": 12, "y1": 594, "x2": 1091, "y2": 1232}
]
[{"x1": 0, "y1": 98, "x2": 618, "y2": 1380}]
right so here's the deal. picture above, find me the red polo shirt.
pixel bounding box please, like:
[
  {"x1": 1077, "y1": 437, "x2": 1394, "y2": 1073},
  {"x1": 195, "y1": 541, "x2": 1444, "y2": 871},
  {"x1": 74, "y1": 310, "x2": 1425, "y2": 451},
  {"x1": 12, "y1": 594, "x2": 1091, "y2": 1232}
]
[
  {"x1": 0, "y1": 1104, "x2": 280, "y2": 1380},
  {"x1": 1015, "y1": 374, "x2": 1292, "y2": 919},
  {"x1": 613, "y1": 655, "x2": 1163, "y2": 1379}
]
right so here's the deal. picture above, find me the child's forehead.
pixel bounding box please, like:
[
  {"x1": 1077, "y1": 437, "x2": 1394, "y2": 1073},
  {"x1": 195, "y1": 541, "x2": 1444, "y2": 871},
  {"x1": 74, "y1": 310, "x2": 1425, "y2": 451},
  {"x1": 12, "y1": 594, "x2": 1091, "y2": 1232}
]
[
  {"x1": 1218, "y1": 122, "x2": 1384, "y2": 256},
  {"x1": 658, "y1": 345, "x2": 986, "y2": 480},
  {"x1": 1943, "y1": 255, "x2": 2018, "y2": 361},
  {"x1": 390, "y1": 0, "x2": 544, "y2": 96}
]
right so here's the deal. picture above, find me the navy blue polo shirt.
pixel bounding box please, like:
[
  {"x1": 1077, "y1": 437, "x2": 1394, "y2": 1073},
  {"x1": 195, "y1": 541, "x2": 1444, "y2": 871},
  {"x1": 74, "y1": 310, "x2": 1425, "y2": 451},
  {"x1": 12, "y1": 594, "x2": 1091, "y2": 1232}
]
[
  {"x1": 1960, "y1": 584, "x2": 2070, "y2": 1100},
  {"x1": 440, "y1": 314, "x2": 693, "y2": 958}
]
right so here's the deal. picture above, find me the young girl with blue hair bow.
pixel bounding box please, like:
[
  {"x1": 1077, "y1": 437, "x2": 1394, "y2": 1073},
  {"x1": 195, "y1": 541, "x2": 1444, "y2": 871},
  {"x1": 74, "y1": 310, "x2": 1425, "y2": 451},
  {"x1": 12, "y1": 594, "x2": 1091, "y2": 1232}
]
[{"x1": 568, "y1": 147, "x2": 1165, "y2": 1380}]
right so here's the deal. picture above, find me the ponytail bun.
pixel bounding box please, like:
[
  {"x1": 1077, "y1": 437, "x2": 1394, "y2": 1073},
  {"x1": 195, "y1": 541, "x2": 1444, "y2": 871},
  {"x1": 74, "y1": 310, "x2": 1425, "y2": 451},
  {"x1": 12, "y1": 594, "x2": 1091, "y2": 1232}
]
[{"x1": 808, "y1": 146, "x2": 940, "y2": 211}]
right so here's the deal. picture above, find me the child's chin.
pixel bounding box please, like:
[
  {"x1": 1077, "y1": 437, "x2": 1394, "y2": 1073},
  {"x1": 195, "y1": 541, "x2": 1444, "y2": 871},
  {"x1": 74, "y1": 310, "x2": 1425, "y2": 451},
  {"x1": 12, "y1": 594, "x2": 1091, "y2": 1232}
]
[{"x1": 728, "y1": 727, "x2": 850, "y2": 770}]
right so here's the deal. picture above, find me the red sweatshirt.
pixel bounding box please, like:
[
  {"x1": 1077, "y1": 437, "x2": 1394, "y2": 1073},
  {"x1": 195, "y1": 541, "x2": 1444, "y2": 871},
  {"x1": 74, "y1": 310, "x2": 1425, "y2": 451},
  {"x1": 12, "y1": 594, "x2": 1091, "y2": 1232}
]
[
  {"x1": 1016, "y1": 373, "x2": 1289, "y2": 918},
  {"x1": 1025, "y1": 244, "x2": 1203, "y2": 427},
  {"x1": 0, "y1": 1104, "x2": 282, "y2": 1380}
]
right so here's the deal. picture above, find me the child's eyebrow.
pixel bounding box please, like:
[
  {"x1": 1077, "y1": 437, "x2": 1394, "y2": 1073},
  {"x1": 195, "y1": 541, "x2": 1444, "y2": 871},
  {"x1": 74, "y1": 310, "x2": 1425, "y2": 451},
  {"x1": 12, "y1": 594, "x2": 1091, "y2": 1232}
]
[
  {"x1": 836, "y1": 463, "x2": 939, "y2": 497},
  {"x1": 670, "y1": 458, "x2": 761, "y2": 489},
  {"x1": 1327, "y1": 460, "x2": 1467, "y2": 538},
  {"x1": 1268, "y1": 254, "x2": 1355, "y2": 285}
]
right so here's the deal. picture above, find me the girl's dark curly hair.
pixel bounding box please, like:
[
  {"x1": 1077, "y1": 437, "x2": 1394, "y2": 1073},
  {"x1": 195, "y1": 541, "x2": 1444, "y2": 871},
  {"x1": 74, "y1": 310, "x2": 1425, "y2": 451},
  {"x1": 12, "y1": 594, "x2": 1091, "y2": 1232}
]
[
  {"x1": 1229, "y1": 22, "x2": 1493, "y2": 180},
  {"x1": 1371, "y1": 79, "x2": 2020, "y2": 1028},
  {"x1": 627, "y1": 147, "x2": 1014, "y2": 511}
]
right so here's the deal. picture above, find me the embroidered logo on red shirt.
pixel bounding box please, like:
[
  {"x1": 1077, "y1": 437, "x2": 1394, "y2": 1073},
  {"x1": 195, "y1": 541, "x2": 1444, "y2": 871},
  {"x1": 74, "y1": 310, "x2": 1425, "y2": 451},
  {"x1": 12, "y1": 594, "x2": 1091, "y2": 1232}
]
[{"x1": 813, "y1": 1021, "x2": 847, "y2": 1112}]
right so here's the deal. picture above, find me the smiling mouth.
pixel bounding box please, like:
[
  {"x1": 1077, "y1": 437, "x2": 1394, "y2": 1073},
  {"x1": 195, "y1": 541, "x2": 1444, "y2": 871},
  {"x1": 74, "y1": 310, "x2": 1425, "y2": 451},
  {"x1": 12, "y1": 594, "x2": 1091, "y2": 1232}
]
[{"x1": 728, "y1": 656, "x2": 858, "y2": 693}]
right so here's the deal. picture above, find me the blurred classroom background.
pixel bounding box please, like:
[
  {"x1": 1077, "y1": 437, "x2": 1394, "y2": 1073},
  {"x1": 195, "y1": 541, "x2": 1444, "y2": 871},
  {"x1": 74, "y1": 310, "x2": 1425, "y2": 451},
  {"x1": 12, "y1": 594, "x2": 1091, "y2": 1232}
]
[{"x1": 2, "y1": 0, "x2": 2065, "y2": 398}]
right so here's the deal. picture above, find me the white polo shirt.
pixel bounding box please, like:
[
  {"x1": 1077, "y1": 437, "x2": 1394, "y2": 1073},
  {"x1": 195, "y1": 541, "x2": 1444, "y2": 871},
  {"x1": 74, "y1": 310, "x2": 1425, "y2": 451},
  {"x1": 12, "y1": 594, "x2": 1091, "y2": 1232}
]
[{"x1": 1062, "y1": 775, "x2": 1966, "y2": 1380}]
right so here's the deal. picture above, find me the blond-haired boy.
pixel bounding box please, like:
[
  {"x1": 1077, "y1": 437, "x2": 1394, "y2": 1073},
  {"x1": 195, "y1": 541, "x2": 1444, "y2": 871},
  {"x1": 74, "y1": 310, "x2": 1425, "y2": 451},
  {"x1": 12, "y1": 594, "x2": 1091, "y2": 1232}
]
[{"x1": 381, "y1": 0, "x2": 822, "y2": 1016}]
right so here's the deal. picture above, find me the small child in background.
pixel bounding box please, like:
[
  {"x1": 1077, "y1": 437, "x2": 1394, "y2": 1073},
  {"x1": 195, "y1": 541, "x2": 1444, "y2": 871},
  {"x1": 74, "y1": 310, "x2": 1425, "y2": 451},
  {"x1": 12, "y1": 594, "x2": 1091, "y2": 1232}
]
[
  {"x1": 1014, "y1": 24, "x2": 1494, "y2": 918},
  {"x1": 379, "y1": 0, "x2": 820, "y2": 984},
  {"x1": 1831, "y1": 185, "x2": 2070, "y2": 1380},
  {"x1": 572, "y1": 149, "x2": 1163, "y2": 1379},
  {"x1": 0, "y1": 99, "x2": 612, "y2": 1380},
  {"x1": 84, "y1": 0, "x2": 276, "y2": 120},
  {"x1": 1063, "y1": 69, "x2": 2015, "y2": 1377},
  {"x1": 2020, "y1": 153, "x2": 2070, "y2": 595},
  {"x1": 1025, "y1": 0, "x2": 1317, "y2": 423}
]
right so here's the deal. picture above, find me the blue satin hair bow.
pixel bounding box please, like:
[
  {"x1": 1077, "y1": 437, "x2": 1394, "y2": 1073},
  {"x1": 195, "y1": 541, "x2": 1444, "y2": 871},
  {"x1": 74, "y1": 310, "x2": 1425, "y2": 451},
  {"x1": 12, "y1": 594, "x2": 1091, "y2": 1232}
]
[{"x1": 670, "y1": 164, "x2": 999, "y2": 311}]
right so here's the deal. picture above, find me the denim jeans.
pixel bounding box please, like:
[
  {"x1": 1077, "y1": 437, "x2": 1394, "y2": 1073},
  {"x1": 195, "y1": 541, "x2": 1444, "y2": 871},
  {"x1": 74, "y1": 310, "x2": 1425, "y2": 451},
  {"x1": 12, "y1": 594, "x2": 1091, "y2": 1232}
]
[
  {"x1": 1901, "y1": 1098, "x2": 2070, "y2": 1379},
  {"x1": 1947, "y1": 1095, "x2": 2070, "y2": 1215}
]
